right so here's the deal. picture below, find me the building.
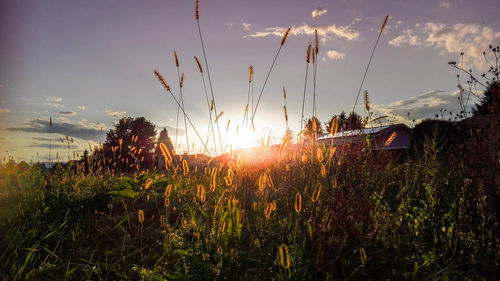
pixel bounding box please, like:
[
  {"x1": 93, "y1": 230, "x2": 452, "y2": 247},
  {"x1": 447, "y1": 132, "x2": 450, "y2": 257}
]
[{"x1": 317, "y1": 123, "x2": 412, "y2": 151}]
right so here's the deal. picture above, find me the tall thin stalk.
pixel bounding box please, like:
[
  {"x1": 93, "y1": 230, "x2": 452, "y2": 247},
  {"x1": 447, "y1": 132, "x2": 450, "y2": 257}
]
[
  {"x1": 194, "y1": 56, "x2": 217, "y2": 155},
  {"x1": 173, "y1": 51, "x2": 189, "y2": 154},
  {"x1": 154, "y1": 70, "x2": 211, "y2": 156},
  {"x1": 49, "y1": 117, "x2": 52, "y2": 169},
  {"x1": 283, "y1": 86, "x2": 289, "y2": 132},
  {"x1": 351, "y1": 15, "x2": 389, "y2": 116},
  {"x1": 251, "y1": 27, "x2": 291, "y2": 124},
  {"x1": 243, "y1": 65, "x2": 253, "y2": 128},
  {"x1": 312, "y1": 29, "x2": 319, "y2": 117},
  {"x1": 195, "y1": 0, "x2": 223, "y2": 154},
  {"x1": 300, "y1": 43, "x2": 312, "y2": 133}
]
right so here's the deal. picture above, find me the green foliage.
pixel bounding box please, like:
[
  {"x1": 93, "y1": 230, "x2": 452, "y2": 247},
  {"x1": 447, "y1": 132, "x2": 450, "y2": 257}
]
[
  {"x1": 0, "y1": 127, "x2": 498, "y2": 280},
  {"x1": 101, "y1": 116, "x2": 157, "y2": 172},
  {"x1": 325, "y1": 111, "x2": 363, "y2": 133}
]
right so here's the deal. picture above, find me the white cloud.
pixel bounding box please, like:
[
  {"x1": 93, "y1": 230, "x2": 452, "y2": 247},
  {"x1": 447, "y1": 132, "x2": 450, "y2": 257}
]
[
  {"x1": 77, "y1": 105, "x2": 86, "y2": 111},
  {"x1": 312, "y1": 8, "x2": 328, "y2": 18},
  {"x1": 45, "y1": 96, "x2": 62, "y2": 103},
  {"x1": 351, "y1": 17, "x2": 362, "y2": 25},
  {"x1": 0, "y1": 108, "x2": 10, "y2": 113},
  {"x1": 372, "y1": 90, "x2": 481, "y2": 123},
  {"x1": 388, "y1": 29, "x2": 422, "y2": 47},
  {"x1": 326, "y1": 50, "x2": 345, "y2": 60},
  {"x1": 439, "y1": 1, "x2": 451, "y2": 9},
  {"x1": 242, "y1": 22, "x2": 252, "y2": 31},
  {"x1": 43, "y1": 102, "x2": 64, "y2": 108},
  {"x1": 104, "y1": 108, "x2": 127, "y2": 118},
  {"x1": 246, "y1": 24, "x2": 359, "y2": 41},
  {"x1": 389, "y1": 22, "x2": 500, "y2": 69},
  {"x1": 226, "y1": 23, "x2": 234, "y2": 28}
]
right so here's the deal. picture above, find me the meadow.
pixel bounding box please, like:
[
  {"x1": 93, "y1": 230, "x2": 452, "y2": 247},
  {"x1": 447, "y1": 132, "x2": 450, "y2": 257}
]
[
  {"x1": 1, "y1": 2, "x2": 499, "y2": 280},
  {"x1": 0, "y1": 120, "x2": 498, "y2": 280}
]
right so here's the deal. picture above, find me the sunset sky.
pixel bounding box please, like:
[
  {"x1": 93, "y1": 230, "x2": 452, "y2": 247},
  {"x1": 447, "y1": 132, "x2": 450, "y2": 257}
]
[{"x1": 1, "y1": 0, "x2": 500, "y2": 161}]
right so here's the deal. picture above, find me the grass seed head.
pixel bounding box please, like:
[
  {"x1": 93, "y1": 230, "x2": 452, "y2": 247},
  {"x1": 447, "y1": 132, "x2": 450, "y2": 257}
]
[
  {"x1": 249, "y1": 65, "x2": 253, "y2": 83},
  {"x1": 306, "y1": 42, "x2": 312, "y2": 63},
  {"x1": 174, "y1": 50, "x2": 179, "y2": 67},
  {"x1": 294, "y1": 192, "x2": 302, "y2": 213},
  {"x1": 380, "y1": 15, "x2": 389, "y2": 33},
  {"x1": 281, "y1": 27, "x2": 291, "y2": 46},
  {"x1": 385, "y1": 131, "x2": 397, "y2": 146},
  {"x1": 314, "y1": 29, "x2": 319, "y2": 54},
  {"x1": 138, "y1": 209, "x2": 145, "y2": 224},
  {"x1": 364, "y1": 90, "x2": 370, "y2": 112},
  {"x1": 195, "y1": 0, "x2": 199, "y2": 20},
  {"x1": 194, "y1": 56, "x2": 203, "y2": 73},
  {"x1": 154, "y1": 70, "x2": 171, "y2": 92},
  {"x1": 278, "y1": 244, "x2": 291, "y2": 269}
]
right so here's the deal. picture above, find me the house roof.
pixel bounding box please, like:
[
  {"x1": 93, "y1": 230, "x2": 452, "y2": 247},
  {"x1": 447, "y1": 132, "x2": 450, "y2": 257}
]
[{"x1": 318, "y1": 123, "x2": 410, "y2": 140}]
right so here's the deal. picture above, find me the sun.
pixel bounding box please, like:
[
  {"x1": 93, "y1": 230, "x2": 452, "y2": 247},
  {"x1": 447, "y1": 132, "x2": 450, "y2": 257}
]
[{"x1": 226, "y1": 127, "x2": 257, "y2": 149}]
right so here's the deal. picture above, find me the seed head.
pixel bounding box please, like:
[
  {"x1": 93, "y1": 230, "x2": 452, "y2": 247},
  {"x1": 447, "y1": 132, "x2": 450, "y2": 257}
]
[
  {"x1": 194, "y1": 56, "x2": 203, "y2": 73},
  {"x1": 195, "y1": 0, "x2": 199, "y2": 20},
  {"x1": 306, "y1": 42, "x2": 312, "y2": 63},
  {"x1": 281, "y1": 27, "x2": 291, "y2": 46},
  {"x1": 249, "y1": 65, "x2": 253, "y2": 83},
  {"x1": 380, "y1": 15, "x2": 389, "y2": 33},
  {"x1": 154, "y1": 70, "x2": 171, "y2": 92},
  {"x1": 314, "y1": 29, "x2": 319, "y2": 54},
  {"x1": 173, "y1": 50, "x2": 179, "y2": 67},
  {"x1": 364, "y1": 90, "x2": 370, "y2": 112}
]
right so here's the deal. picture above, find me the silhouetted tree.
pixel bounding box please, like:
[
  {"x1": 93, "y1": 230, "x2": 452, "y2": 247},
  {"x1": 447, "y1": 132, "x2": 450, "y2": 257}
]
[
  {"x1": 304, "y1": 117, "x2": 324, "y2": 138},
  {"x1": 474, "y1": 81, "x2": 500, "y2": 116},
  {"x1": 155, "y1": 128, "x2": 176, "y2": 170},
  {"x1": 449, "y1": 45, "x2": 500, "y2": 117},
  {"x1": 325, "y1": 111, "x2": 363, "y2": 133},
  {"x1": 102, "y1": 117, "x2": 156, "y2": 171}
]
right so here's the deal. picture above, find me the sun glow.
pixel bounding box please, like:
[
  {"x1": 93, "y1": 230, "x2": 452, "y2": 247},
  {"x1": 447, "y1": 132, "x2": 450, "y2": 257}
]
[{"x1": 226, "y1": 127, "x2": 257, "y2": 150}]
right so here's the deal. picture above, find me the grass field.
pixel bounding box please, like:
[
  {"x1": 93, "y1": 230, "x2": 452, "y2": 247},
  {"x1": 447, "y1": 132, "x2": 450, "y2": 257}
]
[{"x1": 0, "y1": 123, "x2": 498, "y2": 280}]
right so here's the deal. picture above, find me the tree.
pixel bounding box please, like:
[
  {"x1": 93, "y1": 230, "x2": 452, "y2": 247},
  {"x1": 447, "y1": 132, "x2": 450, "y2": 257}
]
[
  {"x1": 325, "y1": 111, "x2": 362, "y2": 133},
  {"x1": 102, "y1": 117, "x2": 156, "y2": 171},
  {"x1": 154, "y1": 128, "x2": 176, "y2": 170},
  {"x1": 449, "y1": 45, "x2": 500, "y2": 117},
  {"x1": 474, "y1": 81, "x2": 500, "y2": 115},
  {"x1": 304, "y1": 117, "x2": 324, "y2": 138}
]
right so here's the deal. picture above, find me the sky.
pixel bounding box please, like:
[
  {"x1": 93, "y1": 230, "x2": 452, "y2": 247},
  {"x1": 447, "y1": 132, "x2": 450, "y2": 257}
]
[{"x1": 1, "y1": 0, "x2": 499, "y2": 161}]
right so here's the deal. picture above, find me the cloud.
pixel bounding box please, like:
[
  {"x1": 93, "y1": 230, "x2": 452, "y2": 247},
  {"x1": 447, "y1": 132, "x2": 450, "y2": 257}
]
[
  {"x1": 226, "y1": 23, "x2": 234, "y2": 28},
  {"x1": 45, "y1": 96, "x2": 62, "y2": 103},
  {"x1": 58, "y1": 111, "x2": 76, "y2": 116},
  {"x1": 439, "y1": 1, "x2": 451, "y2": 9},
  {"x1": 351, "y1": 17, "x2": 362, "y2": 25},
  {"x1": 242, "y1": 22, "x2": 252, "y2": 31},
  {"x1": 326, "y1": 50, "x2": 345, "y2": 60},
  {"x1": 388, "y1": 29, "x2": 422, "y2": 47},
  {"x1": 371, "y1": 90, "x2": 481, "y2": 123},
  {"x1": 7, "y1": 118, "x2": 105, "y2": 141},
  {"x1": 43, "y1": 102, "x2": 64, "y2": 108},
  {"x1": 312, "y1": 8, "x2": 328, "y2": 18},
  {"x1": 389, "y1": 22, "x2": 500, "y2": 69},
  {"x1": 104, "y1": 108, "x2": 127, "y2": 118},
  {"x1": 27, "y1": 143, "x2": 79, "y2": 149},
  {"x1": 247, "y1": 24, "x2": 359, "y2": 41},
  {"x1": 0, "y1": 108, "x2": 10, "y2": 113},
  {"x1": 77, "y1": 105, "x2": 86, "y2": 111},
  {"x1": 32, "y1": 136, "x2": 51, "y2": 141}
]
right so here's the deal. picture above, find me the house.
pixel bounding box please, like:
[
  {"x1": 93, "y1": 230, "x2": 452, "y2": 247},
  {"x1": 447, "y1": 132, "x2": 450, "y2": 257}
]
[{"x1": 317, "y1": 123, "x2": 412, "y2": 151}]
